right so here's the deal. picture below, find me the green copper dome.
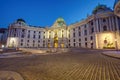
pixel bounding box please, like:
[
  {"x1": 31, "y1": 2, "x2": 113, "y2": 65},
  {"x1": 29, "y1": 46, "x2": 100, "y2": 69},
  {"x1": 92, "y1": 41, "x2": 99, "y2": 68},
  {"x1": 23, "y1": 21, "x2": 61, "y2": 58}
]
[
  {"x1": 55, "y1": 17, "x2": 66, "y2": 27},
  {"x1": 17, "y1": 18, "x2": 26, "y2": 23},
  {"x1": 92, "y1": 4, "x2": 112, "y2": 14},
  {"x1": 56, "y1": 17, "x2": 65, "y2": 23}
]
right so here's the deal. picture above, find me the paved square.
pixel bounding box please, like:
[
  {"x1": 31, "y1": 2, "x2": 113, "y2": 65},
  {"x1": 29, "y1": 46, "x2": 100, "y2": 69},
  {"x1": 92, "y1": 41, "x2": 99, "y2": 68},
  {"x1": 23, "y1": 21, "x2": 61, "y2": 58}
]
[{"x1": 0, "y1": 49, "x2": 120, "y2": 80}]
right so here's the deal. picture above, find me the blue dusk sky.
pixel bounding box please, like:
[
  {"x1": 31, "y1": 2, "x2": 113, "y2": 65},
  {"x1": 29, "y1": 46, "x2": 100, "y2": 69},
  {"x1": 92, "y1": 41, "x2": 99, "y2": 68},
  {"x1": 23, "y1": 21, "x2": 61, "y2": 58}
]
[{"x1": 0, "y1": 0, "x2": 115, "y2": 28}]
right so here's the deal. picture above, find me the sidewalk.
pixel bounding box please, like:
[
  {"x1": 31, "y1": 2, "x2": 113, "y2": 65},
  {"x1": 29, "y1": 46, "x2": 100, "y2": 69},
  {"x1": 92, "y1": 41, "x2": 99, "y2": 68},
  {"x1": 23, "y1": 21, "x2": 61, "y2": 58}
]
[
  {"x1": 0, "y1": 52, "x2": 32, "y2": 58},
  {"x1": 102, "y1": 51, "x2": 120, "y2": 59}
]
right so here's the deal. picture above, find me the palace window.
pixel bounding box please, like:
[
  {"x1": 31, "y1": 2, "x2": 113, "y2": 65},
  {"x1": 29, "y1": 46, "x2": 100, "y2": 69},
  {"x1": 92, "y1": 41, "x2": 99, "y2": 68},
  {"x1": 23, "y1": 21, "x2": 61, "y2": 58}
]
[
  {"x1": 103, "y1": 19, "x2": 106, "y2": 22},
  {"x1": 33, "y1": 44, "x2": 35, "y2": 47},
  {"x1": 28, "y1": 34, "x2": 30, "y2": 38},
  {"x1": 79, "y1": 32, "x2": 81, "y2": 36},
  {"x1": 28, "y1": 30, "x2": 30, "y2": 33},
  {"x1": 14, "y1": 28, "x2": 16, "y2": 31},
  {"x1": 85, "y1": 38, "x2": 87, "y2": 41},
  {"x1": 62, "y1": 34, "x2": 64, "y2": 38},
  {"x1": 78, "y1": 26, "x2": 81, "y2": 30},
  {"x1": 91, "y1": 27, "x2": 94, "y2": 33},
  {"x1": 33, "y1": 40, "x2": 35, "y2": 43},
  {"x1": 34, "y1": 31, "x2": 36, "y2": 33},
  {"x1": 27, "y1": 44, "x2": 29, "y2": 46},
  {"x1": 91, "y1": 43, "x2": 93, "y2": 49},
  {"x1": 69, "y1": 40, "x2": 70, "y2": 42},
  {"x1": 21, "y1": 39, "x2": 23, "y2": 42},
  {"x1": 74, "y1": 39, "x2": 75, "y2": 42},
  {"x1": 90, "y1": 36, "x2": 93, "y2": 40},
  {"x1": 84, "y1": 25, "x2": 87, "y2": 28},
  {"x1": 79, "y1": 38, "x2": 81, "y2": 42},
  {"x1": 79, "y1": 43, "x2": 81, "y2": 47},
  {"x1": 103, "y1": 26, "x2": 107, "y2": 31},
  {"x1": 85, "y1": 42, "x2": 87, "y2": 47},
  {"x1": 73, "y1": 33, "x2": 75, "y2": 37},
  {"x1": 22, "y1": 29, "x2": 25, "y2": 32},
  {"x1": 69, "y1": 34, "x2": 70, "y2": 38},
  {"x1": 73, "y1": 28, "x2": 75, "y2": 31},
  {"x1": 84, "y1": 30, "x2": 87, "y2": 35},
  {"x1": 27, "y1": 40, "x2": 29, "y2": 42},
  {"x1": 74, "y1": 43, "x2": 75, "y2": 47},
  {"x1": 38, "y1": 44, "x2": 40, "y2": 47},
  {"x1": 14, "y1": 34, "x2": 16, "y2": 37},
  {"x1": 39, "y1": 35, "x2": 40, "y2": 39},
  {"x1": 91, "y1": 21, "x2": 93, "y2": 25},
  {"x1": 49, "y1": 35, "x2": 51, "y2": 38},
  {"x1": 21, "y1": 34, "x2": 24, "y2": 38},
  {"x1": 21, "y1": 43, "x2": 23, "y2": 46},
  {"x1": 33, "y1": 35, "x2": 35, "y2": 38}
]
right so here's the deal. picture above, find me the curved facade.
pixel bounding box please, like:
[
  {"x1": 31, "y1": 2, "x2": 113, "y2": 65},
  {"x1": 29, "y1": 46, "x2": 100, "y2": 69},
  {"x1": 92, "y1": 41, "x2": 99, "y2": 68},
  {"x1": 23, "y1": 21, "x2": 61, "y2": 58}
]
[{"x1": 7, "y1": 5, "x2": 120, "y2": 49}]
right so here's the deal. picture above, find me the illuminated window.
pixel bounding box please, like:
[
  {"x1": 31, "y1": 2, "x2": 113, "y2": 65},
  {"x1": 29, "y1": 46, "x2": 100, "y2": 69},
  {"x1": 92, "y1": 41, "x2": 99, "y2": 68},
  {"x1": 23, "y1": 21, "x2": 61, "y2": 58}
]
[{"x1": 69, "y1": 34, "x2": 70, "y2": 38}]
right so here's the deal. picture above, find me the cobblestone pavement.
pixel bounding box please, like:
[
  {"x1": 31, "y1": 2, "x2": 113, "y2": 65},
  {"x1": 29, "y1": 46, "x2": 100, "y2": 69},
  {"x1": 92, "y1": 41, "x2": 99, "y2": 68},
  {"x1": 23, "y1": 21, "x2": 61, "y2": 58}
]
[{"x1": 0, "y1": 48, "x2": 120, "y2": 80}]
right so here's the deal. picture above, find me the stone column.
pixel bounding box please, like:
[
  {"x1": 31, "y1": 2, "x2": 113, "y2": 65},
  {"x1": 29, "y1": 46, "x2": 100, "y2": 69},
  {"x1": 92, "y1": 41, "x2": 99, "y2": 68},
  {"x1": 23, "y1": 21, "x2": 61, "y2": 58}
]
[{"x1": 108, "y1": 17, "x2": 112, "y2": 31}]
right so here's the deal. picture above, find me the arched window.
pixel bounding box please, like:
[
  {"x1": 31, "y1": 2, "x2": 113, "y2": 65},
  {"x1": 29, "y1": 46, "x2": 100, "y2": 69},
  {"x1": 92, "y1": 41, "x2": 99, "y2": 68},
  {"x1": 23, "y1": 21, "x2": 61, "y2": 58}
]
[
  {"x1": 103, "y1": 26, "x2": 107, "y2": 31},
  {"x1": 103, "y1": 19, "x2": 106, "y2": 22}
]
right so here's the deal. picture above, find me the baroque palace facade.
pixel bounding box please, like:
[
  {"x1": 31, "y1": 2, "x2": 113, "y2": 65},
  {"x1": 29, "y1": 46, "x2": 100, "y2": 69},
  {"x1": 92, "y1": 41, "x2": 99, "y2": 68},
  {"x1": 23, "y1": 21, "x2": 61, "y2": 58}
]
[{"x1": 7, "y1": 4, "x2": 120, "y2": 49}]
